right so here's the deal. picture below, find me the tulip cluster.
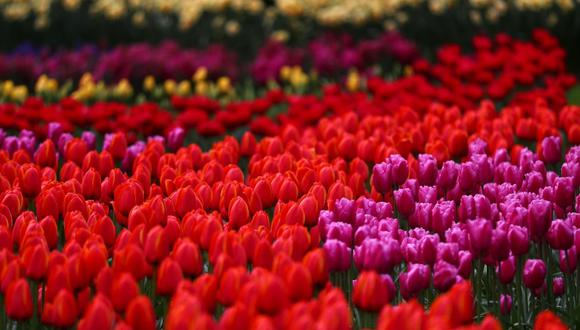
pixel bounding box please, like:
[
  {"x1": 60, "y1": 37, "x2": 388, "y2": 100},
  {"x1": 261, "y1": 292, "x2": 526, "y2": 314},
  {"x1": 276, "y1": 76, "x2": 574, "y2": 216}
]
[
  {"x1": 0, "y1": 118, "x2": 574, "y2": 329},
  {"x1": 318, "y1": 136, "x2": 579, "y2": 328}
]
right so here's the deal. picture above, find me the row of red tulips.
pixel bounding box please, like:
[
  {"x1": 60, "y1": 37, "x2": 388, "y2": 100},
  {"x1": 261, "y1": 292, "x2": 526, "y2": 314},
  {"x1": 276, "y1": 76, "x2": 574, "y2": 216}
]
[{"x1": 0, "y1": 30, "x2": 576, "y2": 142}]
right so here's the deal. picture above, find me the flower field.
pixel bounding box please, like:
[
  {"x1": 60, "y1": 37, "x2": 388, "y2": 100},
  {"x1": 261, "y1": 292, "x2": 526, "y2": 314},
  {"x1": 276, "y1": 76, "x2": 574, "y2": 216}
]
[{"x1": 0, "y1": 1, "x2": 580, "y2": 329}]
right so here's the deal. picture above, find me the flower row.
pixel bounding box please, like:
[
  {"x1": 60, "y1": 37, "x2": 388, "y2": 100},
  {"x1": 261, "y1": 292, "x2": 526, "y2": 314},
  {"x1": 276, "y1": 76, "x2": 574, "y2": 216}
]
[{"x1": 0, "y1": 118, "x2": 576, "y2": 328}]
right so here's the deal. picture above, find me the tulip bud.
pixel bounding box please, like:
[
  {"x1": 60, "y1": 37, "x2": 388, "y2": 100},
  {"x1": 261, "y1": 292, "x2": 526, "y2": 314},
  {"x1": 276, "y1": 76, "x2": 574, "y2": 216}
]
[
  {"x1": 497, "y1": 256, "x2": 516, "y2": 284},
  {"x1": 541, "y1": 136, "x2": 561, "y2": 164},
  {"x1": 489, "y1": 229, "x2": 509, "y2": 261},
  {"x1": 112, "y1": 272, "x2": 139, "y2": 312},
  {"x1": 18, "y1": 164, "x2": 41, "y2": 198},
  {"x1": 228, "y1": 197, "x2": 250, "y2": 230},
  {"x1": 388, "y1": 154, "x2": 409, "y2": 186},
  {"x1": 5, "y1": 279, "x2": 33, "y2": 321},
  {"x1": 400, "y1": 263, "x2": 430, "y2": 299},
  {"x1": 125, "y1": 295, "x2": 156, "y2": 330},
  {"x1": 508, "y1": 225, "x2": 529, "y2": 256},
  {"x1": 433, "y1": 260, "x2": 458, "y2": 292},
  {"x1": 167, "y1": 127, "x2": 186, "y2": 151},
  {"x1": 467, "y1": 219, "x2": 492, "y2": 256},
  {"x1": 559, "y1": 247, "x2": 577, "y2": 274},
  {"x1": 353, "y1": 271, "x2": 392, "y2": 312},
  {"x1": 527, "y1": 199, "x2": 552, "y2": 241},
  {"x1": 553, "y1": 277, "x2": 565, "y2": 296},
  {"x1": 553, "y1": 177, "x2": 574, "y2": 208},
  {"x1": 372, "y1": 162, "x2": 392, "y2": 194},
  {"x1": 157, "y1": 258, "x2": 183, "y2": 296},
  {"x1": 323, "y1": 239, "x2": 351, "y2": 272},
  {"x1": 104, "y1": 133, "x2": 128, "y2": 160},
  {"x1": 500, "y1": 294, "x2": 512, "y2": 315},
  {"x1": 394, "y1": 188, "x2": 415, "y2": 218},
  {"x1": 418, "y1": 154, "x2": 438, "y2": 186},
  {"x1": 547, "y1": 219, "x2": 574, "y2": 250},
  {"x1": 81, "y1": 168, "x2": 101, "y2": 200},
  {"x1": 523, "y1": 259, "x2": 546, "y2": 289},
  {"x1": 437, "y1": 161, "x2": 459, "y2": 191}
]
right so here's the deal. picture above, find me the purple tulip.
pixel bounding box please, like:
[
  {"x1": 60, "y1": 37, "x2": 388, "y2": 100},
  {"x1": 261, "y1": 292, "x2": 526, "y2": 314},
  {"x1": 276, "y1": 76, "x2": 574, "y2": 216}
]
[
  {"x1": 541, "y1": 136, "x2": 561, "y2": 164},
  {"x1": 468, "y1": 138, "x2": 487, "y2": 156},
  {"x1": 523, "y1": 259, "x2": 547, "y2": 289},
  {"x1": 394, "y1": 188, "x2": 415, "y2": 218},
  {"x1": 553, "y1": 177, "x2": 574, "y2": 208},
  {"x1": 507, "y1": 225, "x2": 530, "y2": 256},
  {"x1": 458, "y1": 195, "x2": 475, "y2": 223},
  {"x1": 518, "y1": 148, "x2": 537, "y2": 174},
  {"x1": 561, "y1": 161, "x2": 580, "y2": 188},
  {"x1": 409, "y1": 203, "x2": 432, "y2": 229},
  {"x1": 437, "y1": 242, "x2": 459, "y2": 265},
  {"x1": 433, "y1": 260, "x2": 458, "y2": 292},
  {"x1": 458, "y1": 250, "x2": 473, "y2": 279},
  {"x1": 527, "y1": 199, "x2": 552, "y2": 241},
  {"x1": 402, "y1": 179, "x2": 419, "y2": 199},
  {"x1": 504, "y1": 165, "x2": 523, "y2": 187},
  {"x1": 372, "y1": 162, "x2": 392, "y2": 194},
  {"x1": 493, "y1": 148, "x2": 509, "y2": 165},
  {"x1": 418, "y1": 234, "x2": 439, "y2": 265},
  {"x1": 472, "y1": 154, "x2": 494, "y2": 184},
  {"x1": 489, "y1": 229, "x2": 509, "y2": 261},
  {"x1": 400, "y1": 264, "x2": 430, "y2": 299},
  {"x1": 547, "y1": 219, "x2": 574, "y2": 250},
  {"x1": 436, "y1": 161, "x2": 459, "y2": 191},
  {"x1": 418, "y1": 186, "x2": 437, "y2": 203},
  {"x1": 418, "y1": 154, "x2": 438, "y2": 186},
  {"x1": 553, "y1": 277, "x2": 566, "y2": 296},
  {"x1": 559, "y1": 247, "x2": 577, "y2": 274},
  {"x1": 522, "y1": 171, "x2": 544, "y2": 193},
  {"x1": 47, "y1": 122, "x2": 64, "y2": 143},
  {"x1": 388, "y1": 154, "x2": 409, "y2": 186},
  {"x1": 323, "y1": 239, "x2": 352, "y2": 272},
  {"x1": 334, "y1": 198, "x2": 356, "y2": 224},
  {"x1": 354, "y1": 238, "x2": 401, "y2": 273},
  {"x1": 474, "y1": 194, "x2": 492, "y2": 220},
  {"x1": 81, "y1": 131, "x2": 96, "y2": 150},
  {"x1": 431, "y1": 201, "x2": 454, "y2": 235},
  {"x1": 500, "y1": 294, "x2": 512, "y2": 314},
  {"x1": 459, "y1": 162, "x2": 478, "y2": 191},
  {"x1": 167, "y1": 127, "x2": 186, "y2": 151},
  {"x1": 326, "y1": 222, "x2": 353, "y2": 246},
  {"x1": 497, "y1": 256, "x2": 516, "y2": 284},
  {"x1": 467, "y1": 218, "x2": 492, "y2": 256}
]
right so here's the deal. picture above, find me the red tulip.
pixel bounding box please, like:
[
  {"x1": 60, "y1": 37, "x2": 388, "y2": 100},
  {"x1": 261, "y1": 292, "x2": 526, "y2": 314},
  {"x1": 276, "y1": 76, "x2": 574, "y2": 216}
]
[
  {"x1": 111, "y1": 272, "x2": 140, "y2": 312},
  {"x1": 5, "y1": 278, "x2": 33, "y2": 321},
  {"x1": 157, "y1": 258, "x2": 184, "y2": 296},
  {"x1": 125, "y1": 295, "x2": 156, "y2": 330}
]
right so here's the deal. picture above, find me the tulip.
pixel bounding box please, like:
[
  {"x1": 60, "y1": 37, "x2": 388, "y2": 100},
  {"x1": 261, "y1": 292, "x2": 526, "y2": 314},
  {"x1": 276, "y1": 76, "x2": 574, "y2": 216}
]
[
  {"x1": 355, "y1": 238, "x2": 402, "y2": 274},
  {"x1": 218, "y1": 267, "x2": 248, "y2": 306},
  {"x1": 467, "y1": 218, "x2": 492, "y2": 256},
  {"x1": 553, "y1": 276, "x2": 566, "y2": 296},
  {"x1": 81, "y1": 168, "x2": 101, "y2": 200},
  {"x1": 104, "y1": 132, "x2": 128, "y2": 160},
  {"x1": 394, "y1": 188, "x2": 415, "y2": 218},
  {"x1": 168, "y1": 127, "x2": 186, "y2": 151},
  {"x1": 553, "y1": 177, "x2": 574, "y2": 208},
  {"x1": 458, "y1": 251, "x2": 473, "y2": 279},
  {"x1": 323, "y1": 239, "x2": 351, "y2": 272},
  {"x1": 285, "y1": 262, "x2": 313, "y2": 301},
  {"x1": 81, "y1": 131, "x2": 97, "y2": 150},
  {"x1": 372, "y1": 162, "x2": 392, "y2": 194},
  {"x1": 508, "y1": 225, "x2": 529, "y2": 256},
  {"x1": 388, "y1": 154, "x2": 409, "y2": 185},
  {"x1": 489, "y1": 229, "x2": 509, "y2": 261},
  {"x1": 547, "y1": 219, "x2": 574, "y2": 250},
  {"x1": 157, "y1": 258, "x2": 184, "y2": 296},
  {"x1": 18, "y1": 164, "x2": 41, "y2": 198},
  {"x1": 559, "y1": 247, "x2": 577, "y2": 274},
  {"x1": 497, "y1": 256, "x2": 516, "y2": 284},
  {"x1": 527, "y1": 199, "x2": 552, "y2": 241},
  {"x1": 353, "y1": 271, "x2": 391, "y2": 312},
  {"x1": 112, "y1": 272, "x2": 140, "y2": 312},
  {"x1": 5, "y1": 278, "x2": 33, "y2": 321},
  {"x1": 125, "y1": 295, "x2": 156, "y2": 330},
  {"x1": 400, "y1": 264, "x2": 430, "y2": 299},
  {"x1": 418, "y1": 154, "x2": 438, "y2": 186},
  {"x1": 500, "y1": 294, "x2": 512, "y2": 314},
  {"x1": 523, "y1": 259, "x2": 547, "y2": 289},
  {"x1": 52, "y1": 289, "x2": 78, "y2": 327},
  {"x1": 541, "y1": 136, "x2": 561, "y2": 164},
  {"x1": 437, "y1": 161, "x2": 459, "y2": 191},
  {"x1": 433, "y1": 260, "x2": 458, "y2": 292},
  {"x1": 228, "y1": 196, "x2": 250, "y2": 229},
  {"x1": 172, "y1": 239, "x2": 203, "y2": 277}
]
